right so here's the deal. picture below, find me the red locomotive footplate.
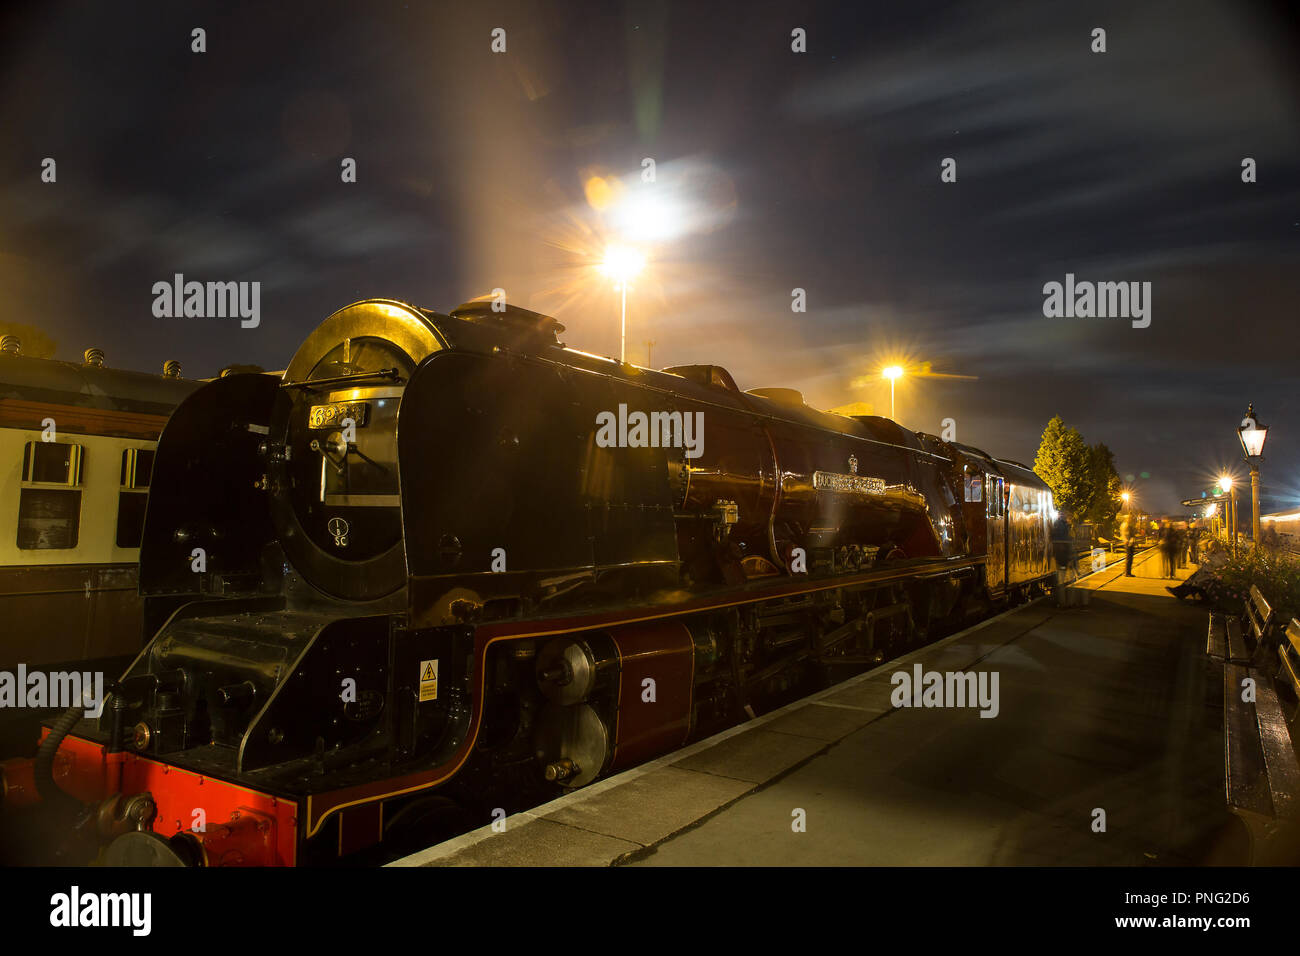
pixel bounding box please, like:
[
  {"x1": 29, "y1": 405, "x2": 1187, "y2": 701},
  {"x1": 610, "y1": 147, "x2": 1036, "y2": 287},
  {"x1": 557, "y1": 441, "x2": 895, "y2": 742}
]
[
  {"x1": 607, "y1": 620, "x2": 694, "y2": 771},
  {"x1": 42, "y1": 731, "x2": 298, "y2": 866}
]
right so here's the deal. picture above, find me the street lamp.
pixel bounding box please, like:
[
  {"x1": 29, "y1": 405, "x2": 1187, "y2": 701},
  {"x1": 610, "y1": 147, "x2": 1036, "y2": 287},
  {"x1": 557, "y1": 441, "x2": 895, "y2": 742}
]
[
  {"x1": 600, "y1": 244, "x2": 645, "y2": 363},
  {"x1": 1238, "y1": 403, "x2": 1269, "y2": 545},
  {"x1": 882, "y1": 366, "x2": 904, "y2": 420},
  {"x1": 1221, "y1": 474, "x2": 1238, "y2": 555},
  {"x1": 1119, "y1": 491, "x2": 1132, "y2": 553}
]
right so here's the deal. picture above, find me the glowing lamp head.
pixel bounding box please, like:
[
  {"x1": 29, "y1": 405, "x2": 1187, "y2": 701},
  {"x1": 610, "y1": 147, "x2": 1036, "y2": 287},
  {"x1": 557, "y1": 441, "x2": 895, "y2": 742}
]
[
  {"x1": 600, "y1": 245, "x2": 645, "y2": 284},
  {"x1": 1238, "y1": 403, "x2": 1268, "y2": 459},
  {"x1": 882, "y1": 365, "x2": 904, "y2": 381},
  {"x1": 1121, "y1": 492, "x2": 1130, "y2": 503},
  {"x1": 1220, "y1": 475, "x2": 1233, "y2": 492}
]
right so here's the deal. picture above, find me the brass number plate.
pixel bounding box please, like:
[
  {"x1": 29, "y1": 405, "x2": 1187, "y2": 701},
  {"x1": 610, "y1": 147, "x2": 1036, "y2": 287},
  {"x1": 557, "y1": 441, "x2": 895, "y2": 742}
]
[{"x1": 308, "y1": 401, "x2": 369, "y2": 429}]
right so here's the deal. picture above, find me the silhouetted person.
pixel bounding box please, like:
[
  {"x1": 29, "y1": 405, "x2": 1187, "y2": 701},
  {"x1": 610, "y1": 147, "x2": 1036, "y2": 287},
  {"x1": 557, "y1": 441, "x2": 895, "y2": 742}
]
[
  {"x1": 1052, "y1": 511, "x2": 1076, "y2": 584},
  {"x1": 1169, "y1": 538, "x2": 1227, "y2": 601},
  {"x1": 1159, "y1": 521, "x2": 1177, "y2": 578}
]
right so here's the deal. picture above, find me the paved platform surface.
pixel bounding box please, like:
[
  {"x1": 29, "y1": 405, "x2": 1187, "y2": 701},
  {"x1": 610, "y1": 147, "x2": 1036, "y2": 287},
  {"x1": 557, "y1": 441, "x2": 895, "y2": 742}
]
[{"x1": 392, "y1": 548, "x2": 1231, "y2": 866}]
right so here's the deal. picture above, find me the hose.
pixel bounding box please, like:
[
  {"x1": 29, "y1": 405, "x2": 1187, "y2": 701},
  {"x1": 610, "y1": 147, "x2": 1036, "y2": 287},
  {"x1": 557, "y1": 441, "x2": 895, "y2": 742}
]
[
  {"x1": 33, "y1": 701, "x2": 84, "y2": 801},
  {"x1": 33, "y1": 680, "x2": 113, "y2": 803}
]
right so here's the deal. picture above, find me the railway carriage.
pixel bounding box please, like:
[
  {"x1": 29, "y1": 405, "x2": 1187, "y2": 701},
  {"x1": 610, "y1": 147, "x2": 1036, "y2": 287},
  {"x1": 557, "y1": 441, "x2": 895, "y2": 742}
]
[
  {"x1": 1, "y1": 299, "x2": 1058, "y2": 866},
  {"x1": 0, "y1": 338, "x2": 197, "y2": 670}
]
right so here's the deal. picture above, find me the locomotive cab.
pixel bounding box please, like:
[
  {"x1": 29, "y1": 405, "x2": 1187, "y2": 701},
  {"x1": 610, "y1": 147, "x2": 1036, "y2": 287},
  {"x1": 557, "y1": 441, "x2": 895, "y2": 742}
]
[{"x1": 269, "y1": 301, "x2": 447, "y2": 602}]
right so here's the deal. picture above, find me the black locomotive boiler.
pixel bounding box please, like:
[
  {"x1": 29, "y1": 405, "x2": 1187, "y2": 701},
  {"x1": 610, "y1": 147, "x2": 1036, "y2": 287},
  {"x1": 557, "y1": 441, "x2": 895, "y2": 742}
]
[{"x1": 3, "y1": 298, "x2": 1056, "y2": 866}]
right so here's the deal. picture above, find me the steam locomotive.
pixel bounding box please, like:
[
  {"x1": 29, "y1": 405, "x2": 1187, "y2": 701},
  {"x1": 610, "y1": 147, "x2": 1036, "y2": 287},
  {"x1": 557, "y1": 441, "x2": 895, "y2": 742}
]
[{"x1": 1, "y1": 298, "x2": 1055, "y2": 866}]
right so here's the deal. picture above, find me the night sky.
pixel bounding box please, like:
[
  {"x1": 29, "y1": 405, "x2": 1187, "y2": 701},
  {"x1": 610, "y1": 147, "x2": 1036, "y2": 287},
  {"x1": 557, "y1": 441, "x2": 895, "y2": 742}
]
[{"x1": 2, "y1": 0, "x2": 1298, "y2": 513}]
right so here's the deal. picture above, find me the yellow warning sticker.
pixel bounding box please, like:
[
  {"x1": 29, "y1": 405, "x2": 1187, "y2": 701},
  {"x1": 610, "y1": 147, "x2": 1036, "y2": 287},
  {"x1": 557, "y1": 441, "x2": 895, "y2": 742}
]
[{"x1": 418, "y1": 659, "x2": 439, "y2": 702}]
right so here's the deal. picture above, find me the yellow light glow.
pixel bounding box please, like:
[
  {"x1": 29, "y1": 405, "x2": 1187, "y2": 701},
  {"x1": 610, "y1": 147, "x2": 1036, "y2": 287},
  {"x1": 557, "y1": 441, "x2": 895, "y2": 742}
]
[
  {"x1": 1220, "y1": 475, "x2": 1233, "y2": 491},
  {"x1": 882, "y1": 365, "x2": 904, "y2": 380},
  {"x1": 584, "y1": 175, "x2": 622, "y2": 211},
  {"x1": 1121, "y1": 492, "x2": 1130, "y2": 502},
  {"x1": 615, "y1": 192, "x2": 683, "y2": 242},
  {"x1": 600, "y1": 245, "x2": 645, "y2": 283}
]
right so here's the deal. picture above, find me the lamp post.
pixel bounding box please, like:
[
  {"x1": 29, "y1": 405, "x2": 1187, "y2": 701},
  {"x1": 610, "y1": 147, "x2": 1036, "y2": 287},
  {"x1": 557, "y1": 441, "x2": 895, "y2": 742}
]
[
  {"x1": 882, "y1": 365, "x2": 904, "y2": 420},
  {"x1": 1120, "y1": 491, "x2": 1131, "y2": 553},
  {"x1": 1238, "y1": 403, "x2": 1269, "y2": 546},
  {"x1": 600, "y1": 245, "x2": 645, "y2": 364},
  {"x1": 1221, "y1": 475, "x2": 1238, "y2": 556}
]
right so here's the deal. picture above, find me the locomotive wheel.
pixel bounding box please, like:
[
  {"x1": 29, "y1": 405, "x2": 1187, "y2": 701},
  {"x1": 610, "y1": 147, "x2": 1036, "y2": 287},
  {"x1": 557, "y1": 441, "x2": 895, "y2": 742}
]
[
  {"x1": 903, "y1": 588, "x2": 927, "y2": 646},
  {"x1": 877, "y1": 544, "x2": 906, "y2": 564},
  {"x1": 381, "y1": 795, "x2": 471, "y2": 853},
  {"x1": 869, "y1": 584, "x2": 914, "y2": 654}
]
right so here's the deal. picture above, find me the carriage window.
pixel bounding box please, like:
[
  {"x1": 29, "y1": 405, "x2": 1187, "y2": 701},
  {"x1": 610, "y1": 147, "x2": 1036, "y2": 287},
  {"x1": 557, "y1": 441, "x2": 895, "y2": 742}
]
[
  {"x1": 18, "y1": 442, "x2": 83, "y2": 550},
  {"x1": 116, "y1": 449, "x2": 155, "y2": 547},
  {"x1": 17, "y1": 489, "x2": 82, "y2": 549},
  {"x1": 965, "y1": 473, "x2": 982, "y2": 502},
  {"x1": 22, "y1": 441, "x2": 83, "y2": 485},
  {"x1": 116, "y1": 491, "x2": 148, "y2": 548},
  {"x1": 120, "y1": 448, "x2": 155, "y2": 489}
]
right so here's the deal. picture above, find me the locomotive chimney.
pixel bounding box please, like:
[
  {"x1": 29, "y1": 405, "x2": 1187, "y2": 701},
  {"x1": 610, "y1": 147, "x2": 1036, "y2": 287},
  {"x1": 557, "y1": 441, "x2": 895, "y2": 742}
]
[
  {"x1": 162, "y1": 359, "x2": 182, "y2": 379},
  {"x1": 83, "y1": 347, "x2": 105, "y2": 367},
  {"x1": 0, "y1": 335, "x2": 19, "y2": 356}
]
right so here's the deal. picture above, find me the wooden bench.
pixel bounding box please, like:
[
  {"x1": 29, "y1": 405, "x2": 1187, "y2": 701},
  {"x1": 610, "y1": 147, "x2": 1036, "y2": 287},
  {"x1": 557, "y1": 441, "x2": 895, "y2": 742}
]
[
  {"x1": 1276, "y1": 618, "x2": 1300, "y2": 724},
  {"x1": 1206, "y1": 584, "x2": 1276, "y2": 666},
  {"x1": 1206, "y1": 595, "x2": 1300, "y2": 862}
]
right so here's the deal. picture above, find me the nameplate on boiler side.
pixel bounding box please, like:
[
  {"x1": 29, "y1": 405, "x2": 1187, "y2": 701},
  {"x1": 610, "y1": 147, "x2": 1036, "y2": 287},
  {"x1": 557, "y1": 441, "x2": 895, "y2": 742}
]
[{"x1": 812, "y1": 471, "x2": 886, "y2": 495}]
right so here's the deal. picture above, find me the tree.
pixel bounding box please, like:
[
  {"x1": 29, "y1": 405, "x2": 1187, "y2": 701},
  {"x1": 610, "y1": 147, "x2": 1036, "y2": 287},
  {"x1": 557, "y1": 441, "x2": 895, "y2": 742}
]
[
  {"x1": 1032, "y1": 419, "x2": 1125, "y2": 544},
  {"x1": 1033, "y1": 416, "x2": 1093, "y2": 517},
  {"x1": 1084, "y1": 442, "x2": 1122, "y2": 541}
]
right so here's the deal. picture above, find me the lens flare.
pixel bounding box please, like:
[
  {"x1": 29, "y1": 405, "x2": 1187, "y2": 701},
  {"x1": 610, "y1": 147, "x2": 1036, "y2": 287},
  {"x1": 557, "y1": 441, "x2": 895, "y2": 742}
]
[{"x1": 600, "y1": 244, "x2": 645, "y2": 283}]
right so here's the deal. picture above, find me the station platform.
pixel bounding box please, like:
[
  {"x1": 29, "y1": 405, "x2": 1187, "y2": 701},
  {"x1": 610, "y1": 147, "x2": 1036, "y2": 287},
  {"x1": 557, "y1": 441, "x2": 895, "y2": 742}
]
[{"x1": 391, "y1": 547, "x2": 1232, "y2": 866}]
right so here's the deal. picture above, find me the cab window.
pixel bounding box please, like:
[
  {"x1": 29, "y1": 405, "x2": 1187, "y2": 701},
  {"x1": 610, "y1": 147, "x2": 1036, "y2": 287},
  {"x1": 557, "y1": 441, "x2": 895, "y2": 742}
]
[{"x1": 987, "y1": 476, "x2": 1005, "y2": 518}]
